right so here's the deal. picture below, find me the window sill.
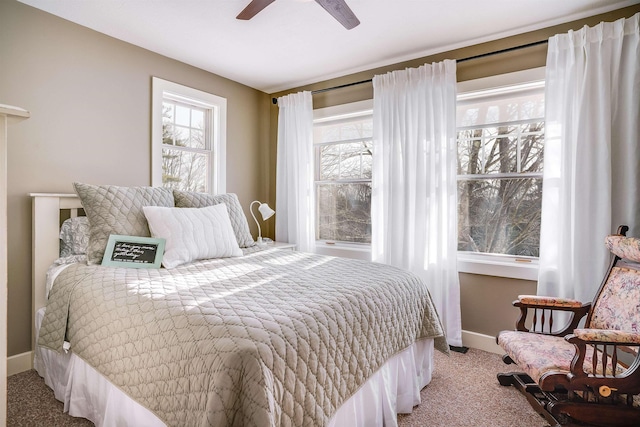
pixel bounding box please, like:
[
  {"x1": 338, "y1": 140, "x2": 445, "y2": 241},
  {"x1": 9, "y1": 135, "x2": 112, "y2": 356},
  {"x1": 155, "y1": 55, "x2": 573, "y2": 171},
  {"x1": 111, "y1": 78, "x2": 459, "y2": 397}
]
[
  {"x1": 314, "y1": 241, "x2": 371, "y2": 261},
  {"x1": 313, "y1": 243, "x2": 539, "y2": 281},
  {"x1": 457, "y1": 252, "x2": 538, "y2": 281}
]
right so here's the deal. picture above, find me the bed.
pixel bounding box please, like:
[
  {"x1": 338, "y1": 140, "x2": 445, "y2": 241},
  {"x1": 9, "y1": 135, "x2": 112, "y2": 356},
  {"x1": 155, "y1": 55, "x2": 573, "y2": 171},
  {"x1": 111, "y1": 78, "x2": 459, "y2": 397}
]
[{"x1": 31, "y1": 186, "x2": 448, "y2": 427}]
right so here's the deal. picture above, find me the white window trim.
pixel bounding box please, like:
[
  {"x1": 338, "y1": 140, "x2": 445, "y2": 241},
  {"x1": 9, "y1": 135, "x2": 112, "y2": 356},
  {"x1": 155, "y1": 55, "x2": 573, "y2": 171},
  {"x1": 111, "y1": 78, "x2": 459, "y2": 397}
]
[
  {"x1": 151, "y1": 77, "x2": 227, "y2": 194},
  {"x1": 456, "y1": 67, "x2": 545, "y2": 281}
]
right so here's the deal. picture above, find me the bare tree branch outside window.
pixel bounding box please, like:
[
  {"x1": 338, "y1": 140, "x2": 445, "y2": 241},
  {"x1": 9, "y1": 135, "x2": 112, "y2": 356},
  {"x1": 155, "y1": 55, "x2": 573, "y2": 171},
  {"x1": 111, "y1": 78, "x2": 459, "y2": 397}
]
[
  {"x1": 457, "y1": 87, "x2": 545, "y2": 257},
  {"x1": 314, "y1": 115, "x2": 373, "y2": 244}
]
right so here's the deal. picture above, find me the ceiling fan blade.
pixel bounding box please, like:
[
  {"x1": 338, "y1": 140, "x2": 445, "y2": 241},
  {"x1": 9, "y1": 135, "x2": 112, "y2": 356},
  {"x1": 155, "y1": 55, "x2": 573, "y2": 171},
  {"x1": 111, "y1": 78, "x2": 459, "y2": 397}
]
[
  {"x1": 314, "y1": 0, "x2": 360, "y2": 30},
  {"x1": 236, "y1": 0, "x2": 276, "y2": 20}
]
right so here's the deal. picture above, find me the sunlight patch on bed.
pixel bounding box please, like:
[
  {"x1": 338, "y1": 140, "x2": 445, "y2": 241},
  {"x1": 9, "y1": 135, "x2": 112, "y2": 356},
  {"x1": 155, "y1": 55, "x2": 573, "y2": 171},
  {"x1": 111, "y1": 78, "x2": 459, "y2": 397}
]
[
  {"x1": 205, "y1": 273, "x2": 286, "y2": 300},
  {"x1": 263, "y1": 251, "x2": 333, "y2": 270},
  {"x1": 124, "y1": 260, "x2": 278, "y2": 299},
  {"x1": 300, "y1": 254, "x2": 334, "y2": 270},
  {"x1": 263, "y1": 252, "x2": 303, "y2": 266}
]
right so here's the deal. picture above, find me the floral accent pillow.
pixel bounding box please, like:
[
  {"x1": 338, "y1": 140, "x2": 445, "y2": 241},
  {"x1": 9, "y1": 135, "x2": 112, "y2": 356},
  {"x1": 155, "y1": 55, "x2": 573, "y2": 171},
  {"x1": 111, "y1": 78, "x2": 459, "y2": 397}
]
[{"x1": 59, "y1": 216, "x2": 90, "y2": 257}]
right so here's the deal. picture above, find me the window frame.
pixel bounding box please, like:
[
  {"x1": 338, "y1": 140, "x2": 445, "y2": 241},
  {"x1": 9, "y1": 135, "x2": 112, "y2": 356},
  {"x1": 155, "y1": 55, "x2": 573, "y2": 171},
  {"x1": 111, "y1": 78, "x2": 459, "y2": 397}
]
[
  {"x1": 456, "y1": 67, "x2": 546, "y2": 280},
  {"x1": 313, "y1": 100, "x2": 373, "y2": 257},
  {"x1": 151, "y1": 77, "x2": 227, "y2": 194}
]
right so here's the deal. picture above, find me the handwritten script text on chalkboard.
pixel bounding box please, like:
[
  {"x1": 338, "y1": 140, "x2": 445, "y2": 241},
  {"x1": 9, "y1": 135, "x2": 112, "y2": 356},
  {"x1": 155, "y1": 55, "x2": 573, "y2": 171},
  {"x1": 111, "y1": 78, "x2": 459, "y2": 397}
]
[{"x1": 111, "y1": 241, "x2": 159, "y2": 264}]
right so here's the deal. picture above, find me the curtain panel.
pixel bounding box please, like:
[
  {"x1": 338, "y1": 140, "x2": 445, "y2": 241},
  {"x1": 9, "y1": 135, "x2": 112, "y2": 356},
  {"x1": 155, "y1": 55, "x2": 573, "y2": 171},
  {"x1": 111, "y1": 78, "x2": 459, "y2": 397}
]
[
  {"x1": 538, "y1": 13, "x2": 640, "y2": 303},
  {"x1": 372, "y1": 60, "x2": 462, "y2": 347},
  {"x1": 275, "y1": 91, "x2": 316, "y2": 252}
]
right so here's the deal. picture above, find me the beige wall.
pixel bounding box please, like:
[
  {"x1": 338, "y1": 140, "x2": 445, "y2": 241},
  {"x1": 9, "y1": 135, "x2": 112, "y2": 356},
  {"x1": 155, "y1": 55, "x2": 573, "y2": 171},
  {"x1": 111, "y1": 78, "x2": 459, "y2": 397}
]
[
  {"x1": 460, "y1": 274, "x2": 536, "y2": 337},
  {"x1": 0, "y1": 0, "x2": 270, "y2": 356},
  {"x1": 266, "y1": 4, "x2": 640, "y2": 339}
]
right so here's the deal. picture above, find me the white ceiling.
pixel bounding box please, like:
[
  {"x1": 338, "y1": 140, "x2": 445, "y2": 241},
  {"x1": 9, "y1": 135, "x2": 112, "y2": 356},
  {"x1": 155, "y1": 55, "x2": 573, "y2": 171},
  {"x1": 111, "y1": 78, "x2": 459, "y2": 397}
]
[{"x1": 18, "y1": 0, "x2": 638, "y2": 93}]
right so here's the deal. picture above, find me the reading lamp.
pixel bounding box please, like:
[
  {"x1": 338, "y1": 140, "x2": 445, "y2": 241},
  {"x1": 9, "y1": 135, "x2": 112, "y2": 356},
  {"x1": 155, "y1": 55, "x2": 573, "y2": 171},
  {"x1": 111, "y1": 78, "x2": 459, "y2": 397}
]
[{"x1": 250, "y1": 200, "x2": 275, "y2": 245}]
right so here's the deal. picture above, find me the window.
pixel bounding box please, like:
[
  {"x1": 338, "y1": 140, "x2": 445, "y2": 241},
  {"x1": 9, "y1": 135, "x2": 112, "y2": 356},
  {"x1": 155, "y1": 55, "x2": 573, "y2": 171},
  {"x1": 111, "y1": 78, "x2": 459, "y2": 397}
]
[
  {"x1": 310, "y1": 70, "x2": 545, "y2": 276},
  {"x1": 457, "y1": 72, "x2": 545, "y2": 260},
  {"x1": 151, "y1": 77, "x2": 226, "y2": 194},
  {"x1": 313, "y1": 101, "x2": 373, "y2": 244}
]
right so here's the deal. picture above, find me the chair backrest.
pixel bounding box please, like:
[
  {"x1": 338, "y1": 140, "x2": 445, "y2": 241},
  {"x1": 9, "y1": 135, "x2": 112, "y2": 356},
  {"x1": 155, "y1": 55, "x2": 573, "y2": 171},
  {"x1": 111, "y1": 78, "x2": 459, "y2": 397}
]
[{"x1": 587, "y1": 235, "x2": 640, "y2": 343}]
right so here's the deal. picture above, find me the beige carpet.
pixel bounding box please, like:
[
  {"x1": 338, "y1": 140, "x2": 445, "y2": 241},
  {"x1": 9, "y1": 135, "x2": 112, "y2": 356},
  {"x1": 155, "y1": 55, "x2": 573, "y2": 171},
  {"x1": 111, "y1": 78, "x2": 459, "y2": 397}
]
[
  {"x1": 398, "y1": 348, "x2": 550, "y2": 427},
  {"x1": 8, "y1": 348, "x2": 550, "y2": 426}
]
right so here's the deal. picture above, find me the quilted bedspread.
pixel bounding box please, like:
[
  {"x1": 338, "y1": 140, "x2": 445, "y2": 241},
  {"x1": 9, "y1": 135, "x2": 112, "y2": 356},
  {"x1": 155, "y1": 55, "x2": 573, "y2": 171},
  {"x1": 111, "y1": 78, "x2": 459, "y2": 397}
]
[{"x1": 39, "y1": 247, "x2": 447, "y2": 427}]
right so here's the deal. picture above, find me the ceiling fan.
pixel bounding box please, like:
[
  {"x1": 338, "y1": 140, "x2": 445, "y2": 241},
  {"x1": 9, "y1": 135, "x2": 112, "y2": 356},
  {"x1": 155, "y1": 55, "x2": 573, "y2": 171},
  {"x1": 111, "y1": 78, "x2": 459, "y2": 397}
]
[{"x1": 237, "y1": 0, "x2": 360, "y2": 30}]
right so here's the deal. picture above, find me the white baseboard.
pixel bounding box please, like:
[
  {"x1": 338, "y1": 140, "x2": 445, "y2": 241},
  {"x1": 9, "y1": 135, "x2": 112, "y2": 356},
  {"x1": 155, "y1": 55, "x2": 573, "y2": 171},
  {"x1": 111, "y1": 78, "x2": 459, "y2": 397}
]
[
  {"x1": 7, "y1": 351, "x2": 33, "y2": 376},
  {"x1": 462, "y1": 330, "x2": 503, "y2": 355}
]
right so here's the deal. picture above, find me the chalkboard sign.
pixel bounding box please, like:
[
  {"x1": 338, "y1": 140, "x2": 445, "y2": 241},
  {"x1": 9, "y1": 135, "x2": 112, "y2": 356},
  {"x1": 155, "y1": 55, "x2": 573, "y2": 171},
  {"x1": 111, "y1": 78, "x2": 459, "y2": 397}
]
[{"x1": 101, "y1": 235, "x2": 165, "y2": 269}]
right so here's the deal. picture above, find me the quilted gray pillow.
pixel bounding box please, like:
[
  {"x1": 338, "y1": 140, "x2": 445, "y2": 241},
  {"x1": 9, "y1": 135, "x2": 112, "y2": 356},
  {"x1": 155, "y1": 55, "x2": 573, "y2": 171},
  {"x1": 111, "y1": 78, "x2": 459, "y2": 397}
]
[
  {"x1": 73, "y1": 182, "x2": 175, "y2": 264},
  {"x1": 173, "y1": 190, "x2": 256, "y2": 248}
]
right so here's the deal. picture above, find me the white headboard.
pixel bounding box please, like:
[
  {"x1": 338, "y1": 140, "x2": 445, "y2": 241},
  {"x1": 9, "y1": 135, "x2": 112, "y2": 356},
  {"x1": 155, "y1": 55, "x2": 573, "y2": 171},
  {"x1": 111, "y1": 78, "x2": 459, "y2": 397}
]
[{"x1": 30, "y1": 193, "x2": 82, "y2": 346}]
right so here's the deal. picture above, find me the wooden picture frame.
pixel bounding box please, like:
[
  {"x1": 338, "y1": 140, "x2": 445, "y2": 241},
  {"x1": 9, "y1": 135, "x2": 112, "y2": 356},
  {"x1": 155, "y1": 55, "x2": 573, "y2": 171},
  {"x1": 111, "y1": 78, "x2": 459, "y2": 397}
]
[{"x1": 101, "y1": 234, "x2": 165, "y2": 269}]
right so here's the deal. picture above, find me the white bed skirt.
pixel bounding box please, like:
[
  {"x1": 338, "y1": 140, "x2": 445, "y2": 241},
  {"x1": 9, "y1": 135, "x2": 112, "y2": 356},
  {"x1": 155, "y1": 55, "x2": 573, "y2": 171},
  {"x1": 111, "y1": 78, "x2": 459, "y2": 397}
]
[{"x1": 34, "y1": 308, "x2": 434, "y2": 427}]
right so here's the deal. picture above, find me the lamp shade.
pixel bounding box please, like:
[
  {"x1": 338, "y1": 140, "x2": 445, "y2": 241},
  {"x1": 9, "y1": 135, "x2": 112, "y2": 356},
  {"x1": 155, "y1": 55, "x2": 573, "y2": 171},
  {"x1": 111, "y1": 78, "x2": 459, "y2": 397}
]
[{"x1": 258, "y1": 203, "x2": 275, "y2": 220}]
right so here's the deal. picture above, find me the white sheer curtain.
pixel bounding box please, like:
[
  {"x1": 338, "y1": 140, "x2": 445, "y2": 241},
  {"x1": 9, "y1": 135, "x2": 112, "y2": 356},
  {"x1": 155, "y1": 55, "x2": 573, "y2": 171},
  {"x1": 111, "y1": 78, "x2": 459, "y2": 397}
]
[
  {"x1": 372, "y1": 60, "x2": 462, "y2": 347},
  {"x1": 538, "y1": 13, "x2": 640, "y2": 303},
  {"x1": 275, "y1": 91, "x2": 316, "y2": 252}
]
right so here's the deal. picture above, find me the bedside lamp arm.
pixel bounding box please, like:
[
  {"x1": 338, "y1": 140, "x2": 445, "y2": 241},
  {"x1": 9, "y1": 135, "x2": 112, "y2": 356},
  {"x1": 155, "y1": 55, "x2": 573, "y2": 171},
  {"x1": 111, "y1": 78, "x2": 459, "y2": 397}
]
[{"x1": 250, "y1": 200, "x2": 263, "y2": 243}]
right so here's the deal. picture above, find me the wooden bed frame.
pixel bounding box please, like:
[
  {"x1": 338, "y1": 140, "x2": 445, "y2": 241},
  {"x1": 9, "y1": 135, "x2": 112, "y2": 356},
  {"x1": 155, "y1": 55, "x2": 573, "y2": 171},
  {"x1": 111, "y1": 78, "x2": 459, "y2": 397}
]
[{"x1": 30, "y1": 193, "x2": 83, "y2": 349}]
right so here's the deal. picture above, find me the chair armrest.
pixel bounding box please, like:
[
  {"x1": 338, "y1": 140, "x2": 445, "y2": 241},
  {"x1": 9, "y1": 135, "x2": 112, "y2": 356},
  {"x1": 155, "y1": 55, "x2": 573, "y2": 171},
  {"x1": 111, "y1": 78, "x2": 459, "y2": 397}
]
[
  {"x1": 516, "y1": 295, "x2": 585, "y2": 308},
  {"x1": 512, "y1": 295, "x2": 591, "y2": 336},
  {"x1": 571, "y1": 329, "x2": 640, "y2": 345},
  {"x1": 565, "y1": 331, "x2": 640, "y2": 387}
]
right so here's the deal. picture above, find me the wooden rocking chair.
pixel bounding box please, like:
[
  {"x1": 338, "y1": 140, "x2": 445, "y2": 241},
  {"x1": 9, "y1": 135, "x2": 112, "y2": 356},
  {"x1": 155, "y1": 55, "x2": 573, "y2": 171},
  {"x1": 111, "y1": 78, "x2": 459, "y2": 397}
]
[{"x1": 496, "y1": 225, "x2": 640, "y2": 427}]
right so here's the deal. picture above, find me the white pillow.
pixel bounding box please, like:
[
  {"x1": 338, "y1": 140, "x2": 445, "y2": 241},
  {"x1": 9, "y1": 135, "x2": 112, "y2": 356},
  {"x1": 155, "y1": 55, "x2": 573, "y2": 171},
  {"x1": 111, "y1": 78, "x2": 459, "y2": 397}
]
[{"x1": 142, "y1": 204, "x2": 243, "y2": 269}]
